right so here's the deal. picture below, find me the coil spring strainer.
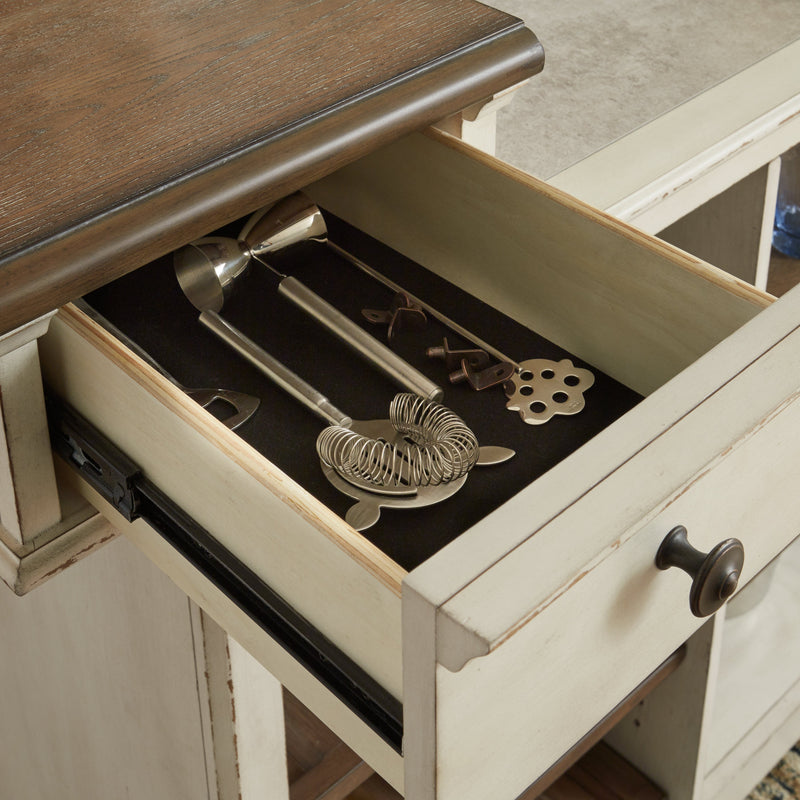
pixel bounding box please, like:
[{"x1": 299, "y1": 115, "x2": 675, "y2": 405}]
[{"x1": 316, "y1": 394, "x2": 479, "y2": 488}]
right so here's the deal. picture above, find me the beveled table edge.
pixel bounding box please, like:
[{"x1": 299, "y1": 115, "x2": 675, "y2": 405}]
[{"x1": 0, "y1": 25, "x2": 543, "y2": 336}]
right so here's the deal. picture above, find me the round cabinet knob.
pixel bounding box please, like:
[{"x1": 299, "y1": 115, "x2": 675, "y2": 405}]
[{"x1": 655, "y1": 525, "x2": 744, "y2": 617}]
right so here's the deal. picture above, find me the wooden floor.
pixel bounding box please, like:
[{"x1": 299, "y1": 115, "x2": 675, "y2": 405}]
[{"x1": 340, "y1": 743, "x2": 665, "y2": 800}]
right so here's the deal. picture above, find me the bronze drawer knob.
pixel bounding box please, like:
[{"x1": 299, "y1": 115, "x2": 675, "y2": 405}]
[{"x1": 655, "y1": 525, "x2": 744, "y2": 617}]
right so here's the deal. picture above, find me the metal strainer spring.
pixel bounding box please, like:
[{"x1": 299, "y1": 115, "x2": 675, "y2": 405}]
[{"x1": 316, "y1": 394, "x2": 479, "y2": 488}]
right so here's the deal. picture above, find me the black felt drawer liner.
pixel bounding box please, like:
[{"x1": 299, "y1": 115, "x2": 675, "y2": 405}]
[{"x1": 84, "y1": 213, "x2": 642, "y2": 571}]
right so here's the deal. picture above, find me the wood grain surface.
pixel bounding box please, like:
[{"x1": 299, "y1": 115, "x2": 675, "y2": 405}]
[{"x1": 0, "y1": 0, "x2": 543, "y2": 335}]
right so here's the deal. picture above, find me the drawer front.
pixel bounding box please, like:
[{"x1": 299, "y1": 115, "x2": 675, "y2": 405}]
[{"x1": 404, "y1": 317, "x2": 800, "y2": 800}]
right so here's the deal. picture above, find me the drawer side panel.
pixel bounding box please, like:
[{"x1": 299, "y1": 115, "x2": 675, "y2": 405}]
[{"x1": 39, "y1": 308, "x2": 404, "y2": 701}]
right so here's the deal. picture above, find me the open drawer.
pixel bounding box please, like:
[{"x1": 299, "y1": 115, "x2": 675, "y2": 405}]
[{"x1": 38, "y1": 130, "x2": 800, "y2": 800}]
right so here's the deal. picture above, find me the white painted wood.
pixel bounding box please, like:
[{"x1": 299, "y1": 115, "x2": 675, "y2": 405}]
[
  {"x1": 418, "y1": 289, "x2": 799, "y2": 639},
  {"x1": 190, "y1": 602, "x2": 222, "y2": 798},
  {"x1": 0, "y1": 535, "x2": 216, "y2": 800},
  {"x1": 0, "y1": 313, "x2": 118, "y2": 591},
  {"x1": 228, "y1": 635, "x2": 290, "y2": 800},
  {"x1": 606, "y1": 618, "x2": 724, "y2": 800},
  {"x1": 58, "y1": 467, "x2": 405, "y2": 793},
  {"x1": 755, "y1": 158, "x2": 783, "y2": 291},
  {"x1": 0, "y1": 336, "x2": 61, "y2": 546},
  {"x1": 324, "y1": 90, "x2": 795, "y2": 800},
  {"x1": 0, "y1": 509, "x2": 116, "y2": 595},
  {"x1": 434, "y1": 613, "x2": 490, "y2": 674},
  {"x1": 436, "y1": 315, "x2": 800, "y2": 658},
  {"x1": 309, "y1": 131, "x2": 768, "y2": 398},
  {"x1": 434, "y1": 81, "x2": 529, "y2": 155},
  {"x1": 704, "y1": 681, "x2": 800, "y2": 800},
  {"x1": 314, "y1": 130, "x2": 789, "y2": 606},
  {"x1": 38, "y1": 129, "x2": 771, "y2": 770},
  {"x1": 656, "y1": 157, "x2": 782, "y2": 293},
  {"x1": 536, "y1": 45, "x2": 800, "y2": 798},
  {"x1": 0, "y1": 458, "x2": 120, "y2": 594},
  {"x1": 200, "y1": 610, "x2": 290, "y2": 800},
  {"x1": 37, "y1": 130, "x2": 800, "y2": 800},
  {"x1": 435, "y1": 109, "x2": 497, "y2": 155},
  {"x1": 38, "y1": 305, "x2": 405, "y2": 701},
  {"x1": 492, "y1": 45, "x2": 800, "y2": 800},
  {"x1": 548, "y1": 39, "x2": 800, "y2": 232},
  {"x1": 311, "y1": 133, "x2": 800, "y2": 626},
  {"x1": 705, "y1": 538, "x2": 800, "y2": 778},
  {"x1": 657, "y1": 165, "x2": 773, "y2": 286},
  {"x1": 402, "y1": 582, "x2": 438, "y2": 800},
  {"x1": 0, "y1": 311, "x2": 55, "y2": 357},
  {"x1": 611, "y1": 100, "x2": 800, "y2": 237},
  {"x1": 200, "y1": 607, "x2": 242, "y2": 800}
]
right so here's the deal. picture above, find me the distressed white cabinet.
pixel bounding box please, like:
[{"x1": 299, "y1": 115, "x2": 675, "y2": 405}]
[
  {"x1": 36, "y1": 130, "x2": 800, "y2": 799},
  {"x1": 0, "y1": 530, "x2": 290, "y2": 800},
  {"x1": 4, "y1": 1, "x2": 800, "y2": 798},
  {"x1": 491, "y1": 20, "x2": 800, "y2": 794}
]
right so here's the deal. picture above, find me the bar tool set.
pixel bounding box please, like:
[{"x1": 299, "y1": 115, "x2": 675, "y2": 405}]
[
  {"x1": 162, "y1": 190, "x2": 600, "y2": 528},
  {"x1": 226, "y1": 192, "x2": 595, "y2": 426},
  {"x1": 173, "y1": 201, "x2": 442, "y2": 402},
  {"x1": 187, "y1": 311, "x2": 478, "y2": 530},
  {"x1": 171, "y1": 209, "x2": 520, "y2": 527}
]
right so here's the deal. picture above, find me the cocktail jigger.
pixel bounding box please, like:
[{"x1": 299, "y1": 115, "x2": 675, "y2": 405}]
[{"x1": 174, "y1": 236, "x2": 250, "y2": 313}]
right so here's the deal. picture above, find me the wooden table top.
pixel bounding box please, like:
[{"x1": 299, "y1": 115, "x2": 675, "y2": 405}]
[{"x1": 0, "y1": 0, "x2": 542, "y2": 335}]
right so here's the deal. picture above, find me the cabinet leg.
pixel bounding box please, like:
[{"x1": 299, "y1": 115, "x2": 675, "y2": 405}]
[
  {"x1": 0, "y1": 314, "x2": 61, "y2": 548},
  {"x1": 0, "y1": 313, "x2": 118, "y2": 594},
  {"x1": 198, "y1": 609, "x2": 291, "y2": 800}
]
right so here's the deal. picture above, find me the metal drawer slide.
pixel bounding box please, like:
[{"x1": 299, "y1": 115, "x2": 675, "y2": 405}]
[{"x1": 46, "y1": 393, "x2": 404, "y2": 751}]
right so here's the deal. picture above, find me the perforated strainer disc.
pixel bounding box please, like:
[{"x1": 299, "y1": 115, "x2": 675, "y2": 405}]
[{"x1": 504, "y1": 358, "x2": 595, "y2": 425}]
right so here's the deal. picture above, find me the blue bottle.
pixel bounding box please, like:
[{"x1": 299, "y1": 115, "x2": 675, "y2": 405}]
[{"x1": 774, "y1": 145, "x2": 800, "y2": 259}]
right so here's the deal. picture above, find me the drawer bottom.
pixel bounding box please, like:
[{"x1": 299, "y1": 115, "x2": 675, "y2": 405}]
[{"x1": 81, "y1": 211, "x2": 642, "y2": 572}]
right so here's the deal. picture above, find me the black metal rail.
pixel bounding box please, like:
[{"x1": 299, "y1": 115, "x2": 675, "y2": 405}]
[{"x1": 47, "y1": 393, "x2": 403, "y2": 751}]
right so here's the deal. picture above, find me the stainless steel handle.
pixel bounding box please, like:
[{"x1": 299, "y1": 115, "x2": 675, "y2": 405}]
[
  {"x1": 278, "y1": 276, "x2": 443, "y2": 402},
  {"x1": 199, "y1": 310, "x2": 351, "y2": 427}
]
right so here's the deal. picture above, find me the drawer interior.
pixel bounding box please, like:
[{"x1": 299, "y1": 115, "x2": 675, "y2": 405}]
[
  {"x1": 69, "y1": 130, "x2": 771, "y2": 579},
  {"x1": 310, "y1": 132, "x2": 771, "y2": 400},
  {"x1": 82, "y1": 212, "x2": 641, "y2": 572}
]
